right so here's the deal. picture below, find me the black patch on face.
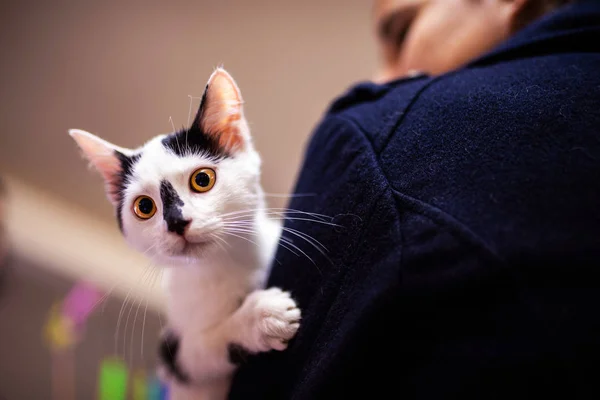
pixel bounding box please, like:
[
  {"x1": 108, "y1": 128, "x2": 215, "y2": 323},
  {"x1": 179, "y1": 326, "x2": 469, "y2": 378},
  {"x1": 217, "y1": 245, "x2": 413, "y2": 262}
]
[
  {"x1": 227, "y1": 343, "x2": 251, "y2": 365},
  {"x1": 160, "y1": 180, "x2": 190, "y2": 236},
  {"x1": 162, "y1": 84, "x2": 230, "y2": 160},
  {"x1": 115, "y1": 151, "x2": 141, "y2": 232},
  {"x1": 158, "y1": 331, "x2": 190, "y2": 384}
]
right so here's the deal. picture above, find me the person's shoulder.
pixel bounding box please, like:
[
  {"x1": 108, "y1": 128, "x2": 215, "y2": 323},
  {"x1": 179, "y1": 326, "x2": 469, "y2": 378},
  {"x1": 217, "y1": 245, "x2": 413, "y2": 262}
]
[
  {"x1": 426, "y1": 52, "x2": 598, "y2": 104},
  {"x1": 314, "y1": 74, "x2": 434, "y2": 152},
  {"x1": 379, "y1": 52, "x2": 600, "y2": 150},
  {"x1": 319, "y1": 49, "x2": 599, "y2": 151},
  {"x1": 374, "y1": 52, "x2": 600, "y2": 256}
]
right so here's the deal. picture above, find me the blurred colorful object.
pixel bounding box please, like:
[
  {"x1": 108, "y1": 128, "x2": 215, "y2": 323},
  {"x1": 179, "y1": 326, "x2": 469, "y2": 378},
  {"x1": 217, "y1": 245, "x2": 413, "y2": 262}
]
[
  {"x1": 44, "y1": 302, "x2": 77, "y2": 350},
  {"x1": 98, "y1": 357, "x2": 129, "y2": 400},
  {"x1": 44, "y1": 282, "x2": 104, "y2": 400},
  {"x1": 133, "y1": 369, "x2": 148, "y2": 400},
  {"x1": 44, "y1": 301, "x2": 78, "y2": 400},
  {"x1": 147, "y1": 377, "x2": 169, "y2": 400},
  {"x1": 44, "y1": 280, "x2": 169, "y2": 399},
  {"x1": 96, "y1": 363, "x2": 169, "y2": 400},
  {"x1": 61, "y1": 281, "x2": 103, "y2": 330},
  {"x1": 44, "y1": 281, "x2": 103, "y2": 350}
]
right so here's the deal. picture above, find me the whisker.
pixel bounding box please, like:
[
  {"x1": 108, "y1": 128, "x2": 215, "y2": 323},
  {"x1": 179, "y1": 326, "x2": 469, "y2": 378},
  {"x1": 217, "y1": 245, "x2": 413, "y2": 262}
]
[
  {"x1": 114, "y1": 255, "x2": 154, "y2": 357},
  {"x1": 123, "y1": 290, "x2": 138, "y2": 364},
  {"x1": 274, "y1": 239, "x2": 300, "y2": 257},
  {"x1": 139, "y1": 242, "x2": 159, "y2": 258},
  {"x1": 278, "y1": 235, "x2": 318, "y2": 268},
  {"x1": 220, "y1": 230, "x2": 261, "y2": 248},
  {"x1": 186, "y1": 94, "x2": 195, "y2": 148},
  {"x1": 263, "y1": 192, "x2": 317, "y2": 198},
  {"x1": 128, "y1": 295, "x2": 143, "y2": 366},
  {"x1": 210, "y1": 232, "x2": 231, "y2": 250},
  {"x1": 101, "y1": 283, "x2": 121, "y2": 315},
  {"x1": 278, "y1": 216, "x2": 341, "y2": 227},
  {"x1": 281, "y1": 226, "x2": 330, "y2": 260},
  {"x1": 221, "y1": 225, "x2": 255, "y2": 230},
  {"x1": 224, "y1": 213, "x2": 340, "y2": 228},
  {"x1": 157, "y1": 268, "x2": 165, "y2": 331},
  {"x1": 90, "y1": 280, "x2": 122, "y2": 315},
  {"x1": 220, "y1": 207, "x2": 332, "y2": 221},
  {"x1": 221, "y1": 227, "x2": 256, "y2": 234},
  {"x1": 130, "y1": 263, "x2": 157, "y2": 362},
  {"x1": 115, "y1": 289, "x2": 133, "y2": 356},
  {"x1": 141, "y1": 296, "x2": 149, "y2": 358},
  {"x1": 169, "y1": 116, "x2": 183, "y2": 155},
  {"x1": 223, "y1": 226, "x2": 304, "y2": 258}
]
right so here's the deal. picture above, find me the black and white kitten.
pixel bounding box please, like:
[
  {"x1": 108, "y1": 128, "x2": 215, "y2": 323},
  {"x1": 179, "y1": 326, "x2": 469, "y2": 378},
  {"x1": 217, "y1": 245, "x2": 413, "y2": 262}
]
[{"x1": 70, "y1": 68, "x2": 301, "y2": 399}]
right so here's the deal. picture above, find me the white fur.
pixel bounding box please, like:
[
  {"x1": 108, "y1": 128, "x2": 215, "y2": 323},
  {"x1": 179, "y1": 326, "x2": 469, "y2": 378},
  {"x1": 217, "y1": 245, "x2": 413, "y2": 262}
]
[
  {"x1": 69, "y1": 69, "x2": 301, "y2": 400},
  {"x1": 119, "y1": 137, "x2": 299, "y2": 399}
]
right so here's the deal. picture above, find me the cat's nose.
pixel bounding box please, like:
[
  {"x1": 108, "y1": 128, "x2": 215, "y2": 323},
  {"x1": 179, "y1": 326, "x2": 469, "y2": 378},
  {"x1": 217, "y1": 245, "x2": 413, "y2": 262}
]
[{"x1": 166, "y1": 217, "x2": 191, "y2": 236}]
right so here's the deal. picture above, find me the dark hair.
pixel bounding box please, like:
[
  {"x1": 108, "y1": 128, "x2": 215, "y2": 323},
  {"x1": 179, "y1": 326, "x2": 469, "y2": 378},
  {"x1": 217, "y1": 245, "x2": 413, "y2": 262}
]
[{"x1": 513, "y1": 0, "x2": 575, "y2": 32}]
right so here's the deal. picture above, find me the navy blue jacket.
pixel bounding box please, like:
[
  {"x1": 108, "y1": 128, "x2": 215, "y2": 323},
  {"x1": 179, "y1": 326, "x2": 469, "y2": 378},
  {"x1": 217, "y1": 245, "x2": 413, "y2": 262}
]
[{"x1": 230, "y1": 2, "x2": 600, "y2": 398}]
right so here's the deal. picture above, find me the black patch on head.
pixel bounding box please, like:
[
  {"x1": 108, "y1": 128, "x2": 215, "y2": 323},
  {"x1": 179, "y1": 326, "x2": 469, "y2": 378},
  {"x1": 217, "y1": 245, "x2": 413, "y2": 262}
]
[
  {"x1": 227, "y1": 343, "x2": 251, "y2": 365},
  {"x1": 162, "y1": 84, "x2": 230, "y2": 160},
  {"x1": 192, "y1": 84, "x2": 210, "y2": 131},
  {"x1": 115, "y1": 151, "x2": 141, "y2": 232},
  {"x1": 158, "y1": 331, "x2": 190, "y2": 384},
  {"x1": 162, "y1": 126, "x2": 228, "y2": 160},
  {"x1": 160, "y1": 180, "x2": 189, "y2": 236}
]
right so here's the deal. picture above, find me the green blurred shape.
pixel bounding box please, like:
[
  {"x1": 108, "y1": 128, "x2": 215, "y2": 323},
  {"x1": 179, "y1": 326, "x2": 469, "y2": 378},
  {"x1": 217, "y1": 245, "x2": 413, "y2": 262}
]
[{"x1": 98, "y1": 357, "x2": 128, "y2": 400}]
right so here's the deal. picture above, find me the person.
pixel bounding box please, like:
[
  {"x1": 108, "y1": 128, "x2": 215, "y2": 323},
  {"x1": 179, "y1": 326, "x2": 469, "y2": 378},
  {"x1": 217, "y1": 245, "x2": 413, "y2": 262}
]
[
  {"x1": 372, "y1": 0, "x2": 578, "y2": 80},
  {"x1": 229, "y1": 0, "x2": 600, "y2": 398}
]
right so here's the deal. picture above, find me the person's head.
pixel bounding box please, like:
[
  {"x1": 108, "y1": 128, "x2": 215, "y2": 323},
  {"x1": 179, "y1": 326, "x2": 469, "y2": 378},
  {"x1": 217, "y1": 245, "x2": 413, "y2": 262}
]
[{"x1": 373, "y1": 0, "x2": 575, "y2": 81}]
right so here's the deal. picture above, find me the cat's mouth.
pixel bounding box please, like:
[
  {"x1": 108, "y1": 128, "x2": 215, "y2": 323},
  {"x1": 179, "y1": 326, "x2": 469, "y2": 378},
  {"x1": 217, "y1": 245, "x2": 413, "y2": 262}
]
[
  {"x1": 162, "y1": 229, "x2": 218, "y2": 259},
  {"x1": 178, "y1": 237, "x2": 213, "y2": 256}
]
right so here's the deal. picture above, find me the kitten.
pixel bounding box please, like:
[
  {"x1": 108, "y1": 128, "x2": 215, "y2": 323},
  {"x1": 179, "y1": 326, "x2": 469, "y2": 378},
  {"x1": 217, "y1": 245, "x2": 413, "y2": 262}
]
[{"x1": 69, "y1": 68, "x2": 301, "y2": 399}]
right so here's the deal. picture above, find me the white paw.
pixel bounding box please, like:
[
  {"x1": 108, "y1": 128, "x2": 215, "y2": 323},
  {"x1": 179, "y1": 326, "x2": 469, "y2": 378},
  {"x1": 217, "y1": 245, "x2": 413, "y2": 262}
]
[{"x1": 240, "y1": 287, "x2": 301, "y2": 352}]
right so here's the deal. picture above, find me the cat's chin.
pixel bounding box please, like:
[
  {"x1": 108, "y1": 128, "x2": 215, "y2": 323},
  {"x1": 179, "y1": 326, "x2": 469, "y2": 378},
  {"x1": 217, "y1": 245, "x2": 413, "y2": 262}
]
[
  {"x1": 181, "y1": 240, "x2": 213, "y2": 258},
  {"x1": 154, "y1": 240, "x2": 217, "y2": 266}
]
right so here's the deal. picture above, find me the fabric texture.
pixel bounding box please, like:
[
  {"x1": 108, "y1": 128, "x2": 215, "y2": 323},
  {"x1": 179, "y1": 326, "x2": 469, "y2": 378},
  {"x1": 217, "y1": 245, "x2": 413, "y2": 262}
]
[{"x1": 229, "y1": 1, "x2": 600, "y2": 398}]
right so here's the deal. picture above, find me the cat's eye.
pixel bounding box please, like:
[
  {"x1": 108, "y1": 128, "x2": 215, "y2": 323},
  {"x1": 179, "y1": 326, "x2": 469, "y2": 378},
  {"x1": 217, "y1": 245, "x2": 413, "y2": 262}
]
[
  {"x1": 133, "y1": 196, "x2": 156, "y2": 220},
  {"x1": 190, "y1": 168, "x2": 216, "y2": 193}
]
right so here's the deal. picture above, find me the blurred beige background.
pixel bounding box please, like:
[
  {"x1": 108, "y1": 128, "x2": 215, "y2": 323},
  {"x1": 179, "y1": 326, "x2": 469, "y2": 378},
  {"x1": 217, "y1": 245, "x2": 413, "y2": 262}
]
[
  {"x1": 0, "y1": 3, "x2": 377, "y2": 395},
  {"x1": 0, "y1": 0, "x2": 376, "y2": 219},
  {"x1": 0, "y1": 0, "x2": 376, "y2": 301}
]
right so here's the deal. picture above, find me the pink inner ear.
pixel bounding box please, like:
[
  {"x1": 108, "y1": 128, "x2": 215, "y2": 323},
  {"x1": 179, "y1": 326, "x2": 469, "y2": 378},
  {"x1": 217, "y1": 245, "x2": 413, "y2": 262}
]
[
  {"x1": 200, "y1": 69, "x2": 246, "y2": 153},
  {"x1": 70, "y1": 129, "x2": 123, "y2": 205},
  {"x1": 97, "y1": 159, "x2": 123, "y2": 204}
]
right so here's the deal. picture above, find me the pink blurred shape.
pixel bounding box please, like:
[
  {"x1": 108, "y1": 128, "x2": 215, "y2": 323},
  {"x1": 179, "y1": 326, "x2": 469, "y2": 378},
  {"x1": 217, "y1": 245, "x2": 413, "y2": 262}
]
[{"x1": 61, "y1": 281, "x2": 104, "y2": 329}]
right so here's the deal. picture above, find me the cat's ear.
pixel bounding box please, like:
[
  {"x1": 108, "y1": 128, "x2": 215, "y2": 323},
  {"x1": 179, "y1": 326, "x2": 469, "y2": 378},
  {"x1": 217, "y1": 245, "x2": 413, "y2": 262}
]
[
  {"x1": 193, "y1": 67, "x2": 250, "y2": 153},
  {"x1": 68, "y1": 129, "x2": 132, "y2": 205}
]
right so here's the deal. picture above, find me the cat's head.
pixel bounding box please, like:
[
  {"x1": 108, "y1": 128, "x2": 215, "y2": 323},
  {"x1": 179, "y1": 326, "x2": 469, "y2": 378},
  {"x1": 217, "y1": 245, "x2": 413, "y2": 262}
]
[{"x1": 69, "y1": 68, "x2": 263, "y2": 265}]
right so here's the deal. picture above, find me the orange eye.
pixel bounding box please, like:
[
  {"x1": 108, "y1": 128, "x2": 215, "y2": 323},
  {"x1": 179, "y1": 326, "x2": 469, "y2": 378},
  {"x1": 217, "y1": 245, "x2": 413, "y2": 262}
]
[
  {"x1": 133, "y1": 196, "x2": 156, "y2": 220},
  {"x1": 190, "y1": 168, "x2": 216, "y2": 193}
]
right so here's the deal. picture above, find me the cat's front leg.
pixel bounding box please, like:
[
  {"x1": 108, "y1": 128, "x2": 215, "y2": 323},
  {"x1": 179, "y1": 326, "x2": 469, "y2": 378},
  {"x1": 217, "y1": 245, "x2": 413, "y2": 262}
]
[
  {"x1": 158, "y1": 288, "x2": 301, "y2": 389},
  {"x1": 157, "y1": 329, "x2": 235, "y2": 400},
  {"x1": 227, "y1": 287, "x2": 301, "y2": 353}
]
